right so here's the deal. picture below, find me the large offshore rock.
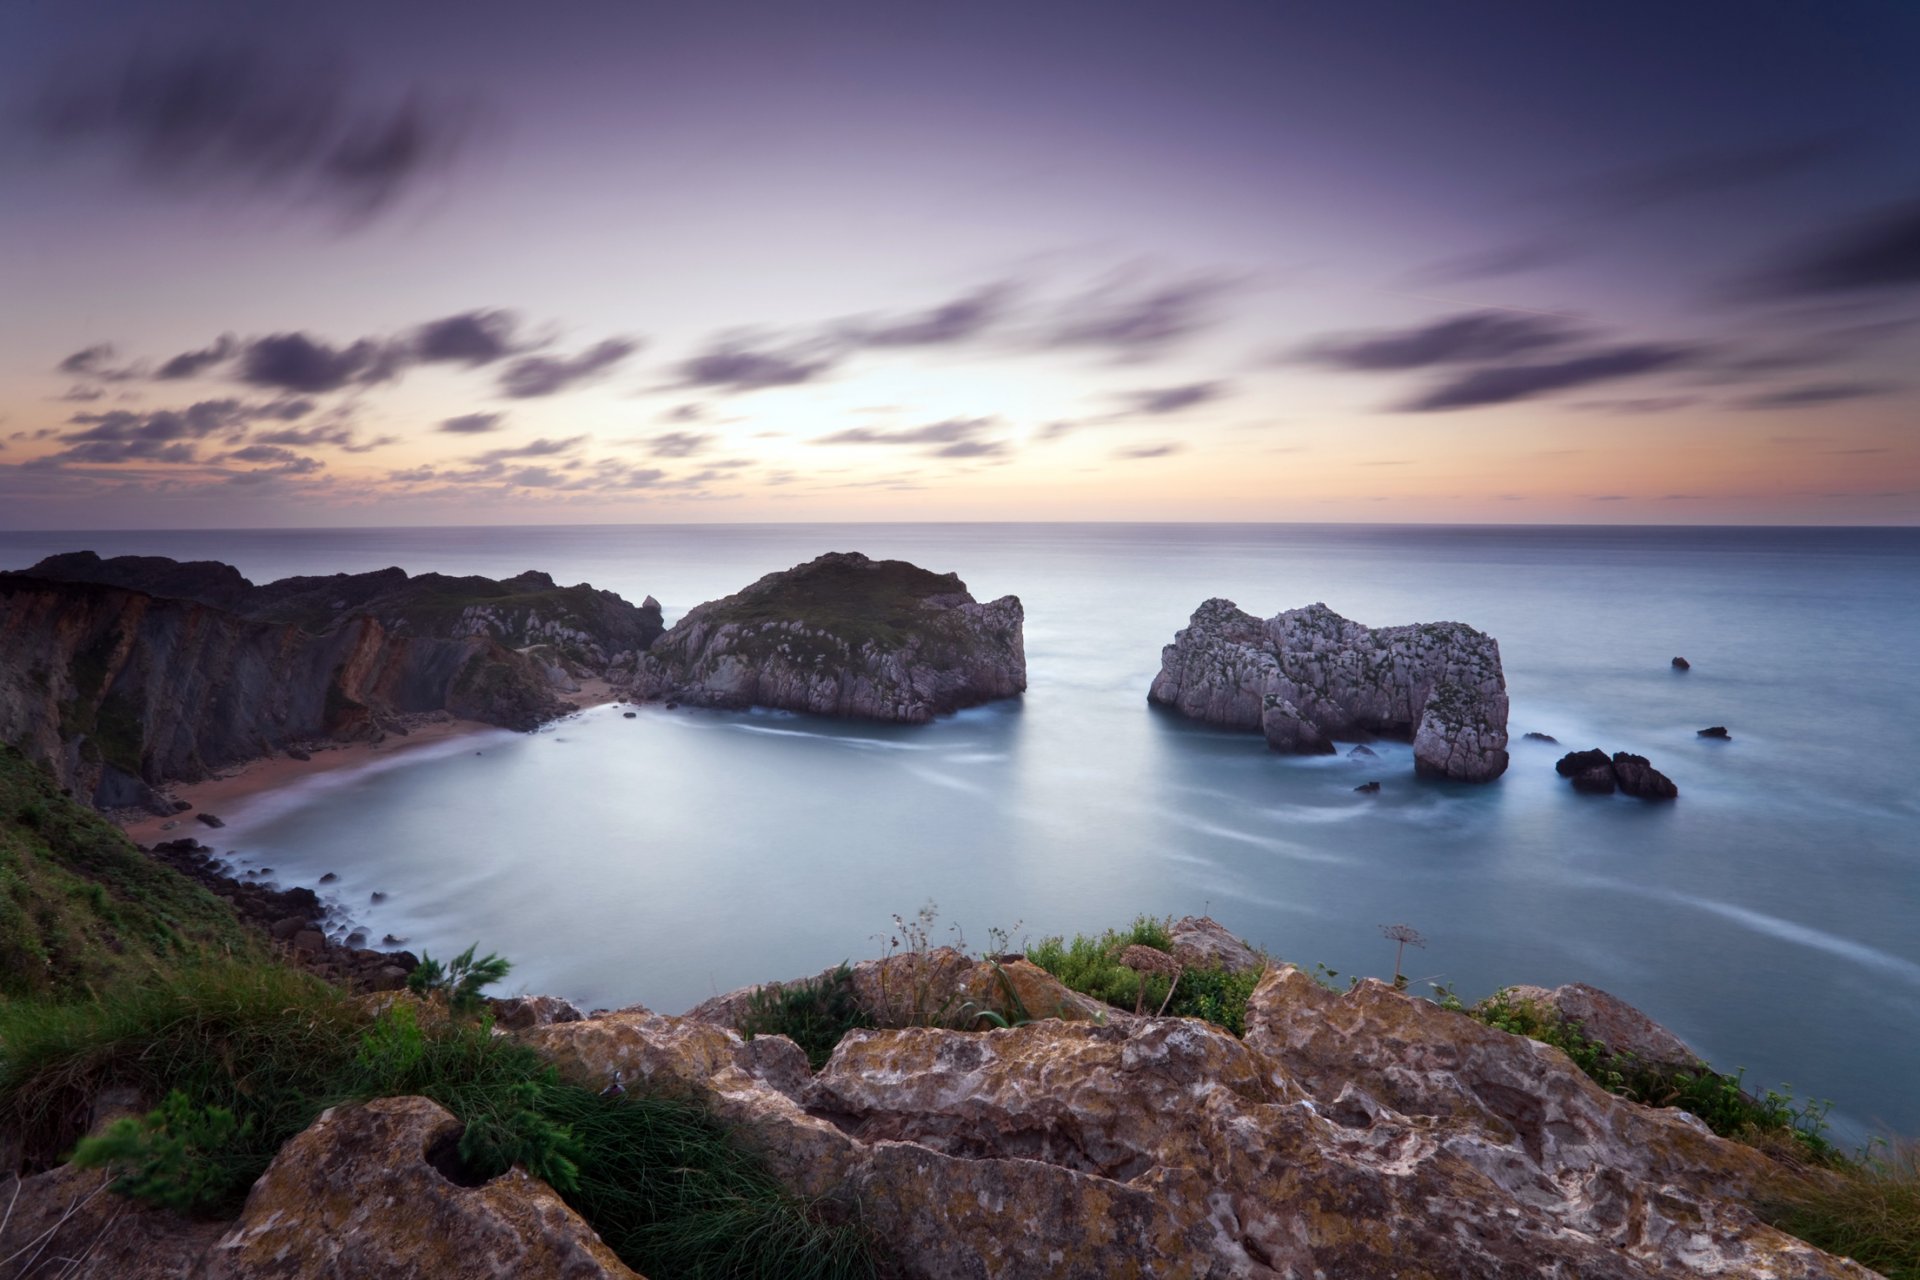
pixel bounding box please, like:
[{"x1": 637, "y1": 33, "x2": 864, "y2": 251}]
[
  {"x1": 629, "y1": 552, "x2": 1024, "y2": 723},
  {"x1": 523, "y1": 971, "x2": 1868, "y2": 1280},
  {"x1": 1149, "y1": 598, "x2": 1511, "y2": 781},
  {"x1": 0, "y1": 554, "x2": 659, "y2": 806},
  {"x1": 205, "y1": 1096, "x2": 639, "y2": 1279}
]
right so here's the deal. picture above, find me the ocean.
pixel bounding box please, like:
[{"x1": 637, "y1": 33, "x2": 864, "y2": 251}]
[{"x1": 4, "y1": 523, "x2": 1916, "y2": 1140}]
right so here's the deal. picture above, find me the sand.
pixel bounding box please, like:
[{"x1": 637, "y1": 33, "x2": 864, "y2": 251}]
[{"x1": 120, "y1": 679, "x2": 624, "y2": 846}]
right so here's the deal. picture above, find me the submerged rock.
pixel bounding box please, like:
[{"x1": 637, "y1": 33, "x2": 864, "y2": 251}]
[
  {"x1": 1556, "y1": 748, "x2": 1679, "y2": 800},
  {"x1": 1699, "y1": 725, "x2": 1731, "y2": 739},
  {"x1": 1524, "y1": 730, "x2": 1559, "y2": 743},
  {"x1": 1355, "y1": 779, "x2": 1382, "y2": 793},
  {"x1": 629, "y1": 552, "x2": 1025, "y2": 724},
  {"x1": 1673, "y1": 656, "x2": 1692, "y2": 670},
  {"x1": 1149, "y1": 599, "x2": 1509, "y2": 782}
]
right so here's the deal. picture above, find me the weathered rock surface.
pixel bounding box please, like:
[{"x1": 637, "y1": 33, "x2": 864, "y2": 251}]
[
  {"x1": 0, "y1": 554, "x2": 659, "y2": 807},
  {"x1": 1496, "y1": 981, "x2": 1706, "y2": 1074},
  {"x1": 1167, "y1": 914, "x2": 1264, "y2": 975},
  {"x1": 522, "y1": 970, "x2": 1867, "y2": 1279},
  {"x1": 1558, "y1": 748, "x2": 1680, "y2": 799},
  {"x1": 628, "y1": 552, "x2": 1025, "y2": 723},
  {"x1": 1149, "y1": 598, "x2": 1510, "y2": 782},
  {"x1": 204, "y1": 1096, "x2": 640, "y2": 1278},
  {"x1": 0, "y1": 1160, "x2": 225, "y2": 1279}
]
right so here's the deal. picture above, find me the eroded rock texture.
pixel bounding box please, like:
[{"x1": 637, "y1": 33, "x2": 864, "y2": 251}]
[
  {"x1": 524, "y1": 970, "x2": 1868, "y2": 1280},
  {"x1": 630, "y1": 552, "x2": 1025, "y2": 723},
  {"x1": 1149, "y1": 598, "x2": 1510, "y2": 781}
]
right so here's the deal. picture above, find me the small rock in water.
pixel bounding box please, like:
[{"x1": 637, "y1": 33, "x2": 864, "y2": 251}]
[
  {"x1": 1347, "y1": 744, "x2": 1377, "y2": 759},
  {"x1": 1522, "y1": 732, "x2": 1558, "y2": 743},
  {"x1": 665, "y1": 700, "x2": 680, "y2": 710},
  {"x1": 171, "y1": 798, "x2": 192, "y2": 812},
  {"x1": 318, "y1": 872, "x2": 339, "y2": 884},
  {"x1": 1354, "y1": 780, "x2": 1381, "y2": 794},
  {"x1": 1671, "y1": 656, "x2": 1691, "y2": 670},
  {"x1": 196, "y1": 812, "x2": 226, "y2": 828},
  {"x1": 370, "y1": 891, "x2": 388, "y2": 903},
  {"x1": 623, "y1": 711, "x2": 637, "y2": 719},
  {"x1": 346, "y1": 930, "x2": 369, "y2": 948},
  {"x1": 1697, "y1": 726, "x2": 1730, "y2": 739},
  {"x1": 382, "y1": 933, "x2": 407, "y2": 946}
]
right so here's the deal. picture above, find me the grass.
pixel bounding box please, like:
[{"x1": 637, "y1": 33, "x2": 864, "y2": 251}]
[
  {"x1": 697, "y1": 554, "x2": 970, "y2": 656},
  {"x1": 1024, "y1": 916, "x2": 1263, "y2": 1035},
  {"x1": 0, "y1": 743, "x2": 254, "y2": 1001},
  {"x1": 0, "y1": 959, "x2": 877, "y2": 1277},
  {"x1": 1762, "y1": 1142, "x2": 1920, "y2": 1280},
  {"x1": 738, "y1": 964, "x2": 875, "y2": 1070}
]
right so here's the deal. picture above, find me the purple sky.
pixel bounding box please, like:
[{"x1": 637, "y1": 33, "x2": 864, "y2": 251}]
[{"x1": 2, "y1": 0, "x2": 1917, "y2": 526}]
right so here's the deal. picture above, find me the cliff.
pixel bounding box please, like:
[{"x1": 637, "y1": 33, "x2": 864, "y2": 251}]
[
  {"x1": 629, "y1": 551, "x2": 1025, "y2": 722},
  {"x1": 1149, "y1": 597, "x2": 1511, "y2": 782},
  {"x1": 0, "y1": 553, "x2": 662, "y2": 810}
]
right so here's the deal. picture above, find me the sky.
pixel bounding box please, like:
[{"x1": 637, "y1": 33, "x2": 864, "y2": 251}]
[{"x1": 2, "y1": 0, "x2": 1917, "y2": 528}]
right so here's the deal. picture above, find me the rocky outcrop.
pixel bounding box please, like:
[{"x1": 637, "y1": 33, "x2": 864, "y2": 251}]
[
  {"x1": 1167, "y1": 914, "x2": 1264, "y2": 975},
  {"x1": 0, "y1": 554, "x2": 658, "y2": 809},
  {"x1": 628, "y1": 552, "x2": 1024, "y2": 723},
  {"x1": 1557, "y1": 748, "x2": 1681, "y2": 799},
  {"x1": 521, "y1": 970, "x2": 1864, "y2": 1279},
  {"x1": 1149, "y1": 598, "x2": 1510, "y2": 782},
  {"x1": 204, "y1": 1097, "x2": 639, "y2": 1279},
  {"x1": 1495, "y1": 982, "x2": 1706, "y2": 1074}
]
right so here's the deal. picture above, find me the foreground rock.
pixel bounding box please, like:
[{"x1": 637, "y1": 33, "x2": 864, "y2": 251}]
[
  {"x1": 629, "y1": 552, "x2": 1025, "y2": 723},
  {"x1": 523, "y1": 969, "x2": 1864, "y2": 1279},
  {"x1": 1149, "y1": 598, "x2": 1510, "y2": 781},
  {"x1": 205, "y1": 1096, "x2": 639, "y2": 1278},
  {"x1": 0, "y1": 553, "x2": 659, "y2": 809},
  {"x1": 1557, "y1": 748, "x2": 1681, "y2": 799},
  {"x1": 1494, "y1": 981, "x2": 1706, "y2": 1074}
]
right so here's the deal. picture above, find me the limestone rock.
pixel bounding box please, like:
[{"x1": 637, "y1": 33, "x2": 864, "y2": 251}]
[
  {"x1": 1149, "y1": 598, "x2": 1510, "y2": 782},
  {"x1": 489, "y1": 993, "x2": 586, "y2": 1030},
  {"x1": 1496, "y1": 981, "x2": 1705, "y2": 1074},
  {"x1": 1166, "y1": 915, "x2": 1264, "y2": 975},
  {"x1": 0, "y1": 1161, "x2": 224, "y2": 1280},
  {"x1": 205, "y1": 1096, "x2": 639, "y2": 1279},
  {"x1": 628, "y1": 552, "x2": 1025, "y2": 724}
]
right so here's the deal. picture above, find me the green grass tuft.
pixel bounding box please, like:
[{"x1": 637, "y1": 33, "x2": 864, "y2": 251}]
[
  {"x1": 738, "y1": 964, "x2": 875, "y2": 1070},
  {"x1": 1762, "y1": 1141, "x2": 1920, "y2": 1279}
]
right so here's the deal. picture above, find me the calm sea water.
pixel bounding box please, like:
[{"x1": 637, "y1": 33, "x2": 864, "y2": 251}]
[{"x1": 5, "y1": 524, "x2": 1917, "y2": 1139}]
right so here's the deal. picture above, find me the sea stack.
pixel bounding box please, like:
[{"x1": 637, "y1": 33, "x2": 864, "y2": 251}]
[
  {"x1": 629, "y1": 552, "x2": 1025, "y2": 723},
  {"x1": 1149, "y1": 599, "x2": 1509, "y2": 782}
]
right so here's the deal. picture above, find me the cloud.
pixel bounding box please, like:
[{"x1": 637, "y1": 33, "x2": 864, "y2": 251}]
[
  {"x1": 1045, "y1": 271, "x2": 1238, "y2": 358},
  {"x1": 1115, "y1": 442, "x2": 1183, "y2": 459},
  {"x1": 1117, "y1": 381, "x2": 1231, "y2": 415},
  {"x1": 1567, "y1": 136, "x2": 1852, "y2": 216},
  {"x1": 1571, "y1": 396, "x2": 1701, "y2": 415},
  {"x1": 221, "y1": 444, "x2": 308, "y2": 464},
  {"x1": 933, "y1": 439, "x2": 1011, "y2": 459},
  {"x1": 252, "y1": 419, "x2": 391, "y2": 453},
  {"x1": 156, "y1": 335, "x2": 236, "y2": 379},
  {"x1": 841, "y1": 284, "x2": 1013, "y2": 347},
  {"x1": 1410, "y1": 240, "x2": 1582, "y2": 285},
  {"x1": 239, "y1": 333, "x2": 398, "y2": 393},
  {"x1": 474, "y1": 435, "x2": 587, "y2": 463},
  {"x1": 642, "y1": 431, "x2": 713, "y2": 458},
  {"x1": 32, "y1": 45, "x2": 476, "y2": 223},
  {"x1": 227, "y1": 454, "x2": 325, "y2": 484},
  {"x1": 27, "y1": 439, "x2": 200, "y2": 467},
  {"x1": 64, "y1": 399, "x2": 268, "y2": 443},
  {"x1": 57, "y1": 343, "x2": 143, "y2": 381},
  {"x1": 1748, "y1": 200, "x2": 1920, "y2": 297},
  {"x1": 497, "y1": 338, "x2": 638, "y2": 397},
  {"x1": 438, "y1": 412, "x2": 504, "y2": 434},
  {"x1": 1303, "y1": 311, "x2": 1584, "y2": 371},
  {"x1": 1403, "y1": 344, "x2": 1700, "y2": 411},
  {"x1": 663, "y1": 403, "x2": 705, "y2": 422},
  {"x1": 672, "y1": 338, "x2": 840, "y2": 392},
  {"x1": 815, "y1": 417, "x2": 994, "y2": 447},
  {"x1": 58, "y1": 386, "x2": 106, "y2": 402},
  {"x1": 412, "y1": 310, "x2": 525, "y2": 365},
  {"x1": 1736, "y1": 382, "x2": 1898, "y2": 410}
]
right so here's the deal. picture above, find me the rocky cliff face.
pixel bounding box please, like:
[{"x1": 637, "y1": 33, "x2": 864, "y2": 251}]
[
  {"x1": 629, "y1": 551, "x2": 1025, "y2": 723},
  {"x1": 1149, "y1": 598, "x2": 1511, "y2": 782},
  {"x1": 0, "y1": 554, "x2": 661, "y2": 810}
]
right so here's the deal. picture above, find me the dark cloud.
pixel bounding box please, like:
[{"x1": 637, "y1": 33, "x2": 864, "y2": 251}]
[
  {"x1": 1736, "y1": 382, "x2": 1898, "y2": 410},
  {"x1": 57, "y1": 343, "x2": 143, "y2": 381},
  {"x1": 1117, "y1": 381, "x2": 1231, "y2": 415},
  {"x1": 1403, "y1": 344, "x2": 1700, "y2": 411},
  {"x1": 497, "y1": 338, "x2": 638, "y2": 397},
  {"x1": 1410, "y1": 240, "x2": 1582, "y2": 285},
  {"x1": 1571, "y1": 396, "x2": 1701, "y2": 415},
  {"x1": 1045, "y1": 272, "x2": 1238, "y2": 358},
  {"x1": 1748, "y1": 201, "x2": 1920, "y2": 297},
  {"x1": 64, "y1": 398, "x2": 261, "y2": 443},
  {"x1": 58, "y1": 386, "x2": 106, "y2": 402},
  {"x1": 413, "y1": 310, "x2": 524, "y2": 365},
  {"x1": 438, "y1": 412, "x2": 504, "y2": 434},
  {"x1": 1303, "y1": 311, "x2": 1584, "y2": 371},
  {"x1": 221, "y1": 444, "x2": 307, "y2": 464},
  {"x1": 251, "y1": 420, "x2": 389, "y2": 452},
  {"x1": 663, "y1": 403, "x2": 705, "y2": 422},
  {"x1": 933, "y1": 439, "x2": 1011, "y2": 459},
  {"x1": 156, "y1": 335, "x2": 236, "y2": 379},
  {"x1": 474, "y1": 435, "x2": 587, "y2": 463},
  {"x1": 643, "y1": 431, "x2": 713, "y2": 458},
  {"x1": 27, "y1": 439, "x2": 199, "y2": 467},
  {"x1": 672, "y1": 340, "x2": 840, "y2": 392},
  {"x1": 842, "y1": 284, "x2": 1013, "y2": 347},
  {"x1": 1115, "y1": 442, "x2": 1183, "y2": 459},
  {"x1": 227, "y1": 454, "x2": 324, "y2": 484},
  {"x1": 816, "y1": 417, "x2": 994, "y2": 446},
  {"x1": 32, "y1": 46, "x2": 476, "y2": 222},
  {"x1": 239, "y1": 332, "x2": 398, "y2": 393}
]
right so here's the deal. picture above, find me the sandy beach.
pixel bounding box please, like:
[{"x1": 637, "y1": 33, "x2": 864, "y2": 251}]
[{"x1": 120, "y1": 679, "x2": 623, "y2": 846}]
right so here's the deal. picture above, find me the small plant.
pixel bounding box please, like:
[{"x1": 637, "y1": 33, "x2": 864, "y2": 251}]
[
  {"x1": 1379, "y1": 923, "x2": 1425, "y2": 989},
  {"x1": 1762, "y1": 1140, "x2": 1920, "y2": 1279},
  {"x1": 407, "y1": 943, "x2": 511, "y2": 1016},
  {"x1": 738, "y1": 964, "x2": 875, "y2": 1069},
  {"x1": 72, "y1": 1089, "x2": 255, "y2": 1214}
]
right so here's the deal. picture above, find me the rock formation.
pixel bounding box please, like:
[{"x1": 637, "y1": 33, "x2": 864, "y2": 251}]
[
  {"x1": 1493, "y1": 981, "x2": 1706, "y2": 1074},
  {"x1": 1149, "y1": 598, "x2": 1510, "y2": 782},
  {"x1": 628, "y1": 552, "x2": 1025, "y2": 723},
  {"x1": 0, "y1": 554, "x2": 660, "y2": 810},
  {"x1": 1557, "y1": 748, "x2": 1680, "y2": 799}
]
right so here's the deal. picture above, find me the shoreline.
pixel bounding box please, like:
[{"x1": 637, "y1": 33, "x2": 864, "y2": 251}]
[{"x1": 120, "y1": 678, "x2": 623, "y2": 845}]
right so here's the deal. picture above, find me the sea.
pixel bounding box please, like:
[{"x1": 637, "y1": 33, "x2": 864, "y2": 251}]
[{"x1": 3, "y1": 523, "x2": 1916, "y2": 1141}]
